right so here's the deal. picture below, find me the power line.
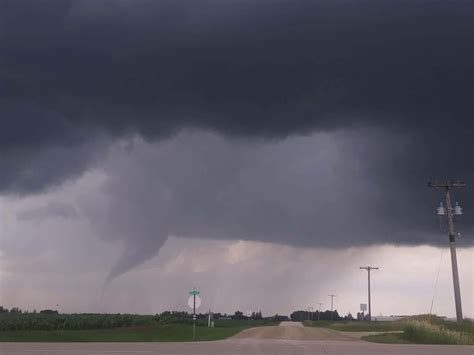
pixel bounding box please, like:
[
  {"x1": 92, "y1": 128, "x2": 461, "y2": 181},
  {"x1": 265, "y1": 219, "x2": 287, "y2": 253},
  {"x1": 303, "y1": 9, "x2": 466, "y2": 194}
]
[{"x1": 428, "y1": 248, "x2": 444, "y2": 322}]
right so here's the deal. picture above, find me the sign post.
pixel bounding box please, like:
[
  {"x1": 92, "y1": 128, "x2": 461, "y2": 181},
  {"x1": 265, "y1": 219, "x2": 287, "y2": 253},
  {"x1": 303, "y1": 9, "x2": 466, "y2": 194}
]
[{"x1": 188, "y1": 289, "x2": 201, "y2": 341}]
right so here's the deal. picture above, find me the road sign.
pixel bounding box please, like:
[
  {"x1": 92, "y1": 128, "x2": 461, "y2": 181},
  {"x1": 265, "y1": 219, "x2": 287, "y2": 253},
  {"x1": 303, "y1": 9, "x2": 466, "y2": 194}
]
[
  {"x1": 360, "y1": 303, "x2": 367, "y2": 312},
  {"x1": 188, "y1": 295, "x2": 202, "y2": 309}
]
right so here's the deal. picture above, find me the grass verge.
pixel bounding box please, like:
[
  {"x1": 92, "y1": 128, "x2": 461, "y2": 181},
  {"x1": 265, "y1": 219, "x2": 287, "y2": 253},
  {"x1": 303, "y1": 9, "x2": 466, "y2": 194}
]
[
  {"x1": 360, "y1": 318, "x2": 474, "y2": 345},
  {"x1": 362, "y1": 333, "x2": 412, "y2": 344},
  {"x1": 304, "y1": 320, "x2": 405, "y2": 332},
  {"x1": 402, "y1": 320, "x2": 473, "y2": 345}
]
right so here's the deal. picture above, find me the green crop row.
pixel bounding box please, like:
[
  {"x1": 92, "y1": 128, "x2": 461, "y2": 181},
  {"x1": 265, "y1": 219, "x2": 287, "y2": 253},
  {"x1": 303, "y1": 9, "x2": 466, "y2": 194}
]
[{"x1": 0, "y1": 313, "x2": 156, "y2": 331}]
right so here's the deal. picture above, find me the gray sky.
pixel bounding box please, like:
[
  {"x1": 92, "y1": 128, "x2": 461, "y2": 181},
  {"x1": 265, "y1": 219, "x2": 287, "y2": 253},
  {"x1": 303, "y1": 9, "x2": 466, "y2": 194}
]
[{"x1": 0, "y1": 0, "x2": 473, "y2": 317}]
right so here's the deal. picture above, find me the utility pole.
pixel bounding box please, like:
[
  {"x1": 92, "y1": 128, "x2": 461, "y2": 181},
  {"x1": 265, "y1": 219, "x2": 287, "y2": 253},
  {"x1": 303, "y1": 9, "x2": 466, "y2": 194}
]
[
  {"x1": 317, "y1": 303, "x2": 323, "y2": 321},
  {"x1": 429, "y1": 180, "x2": 465, "y2": 322},
  {"x1": 308, "y1": 307, "x2": 313, "y2": 321},
  {"x1": 328, "y1": 295, "x2": 336, "y2": 321},
  {"x1": 360, "y1": 266, "x2": 379, "y2": 321}
]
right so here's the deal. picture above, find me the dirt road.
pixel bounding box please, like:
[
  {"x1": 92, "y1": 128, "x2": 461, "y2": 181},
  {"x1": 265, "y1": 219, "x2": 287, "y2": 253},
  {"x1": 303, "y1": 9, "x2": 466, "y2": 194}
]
[{"x1": 232, "y1": 321, "x2": 363, "y2": 341}]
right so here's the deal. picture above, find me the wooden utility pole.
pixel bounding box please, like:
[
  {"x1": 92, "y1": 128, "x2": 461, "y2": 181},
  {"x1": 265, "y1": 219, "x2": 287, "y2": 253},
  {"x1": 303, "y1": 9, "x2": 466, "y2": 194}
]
[
  {"x1": 328, "y1": 295, "x2": 337, "y2": 321},
  {"x1": 429, "y1": 180, "x2": 465, "y2": 322},
  {"x1": 360, "y1": 266, "x2": 379, "y2": 321},
  {"x1": 317, "y1": 303, "x2": 323, "y2": 321}
]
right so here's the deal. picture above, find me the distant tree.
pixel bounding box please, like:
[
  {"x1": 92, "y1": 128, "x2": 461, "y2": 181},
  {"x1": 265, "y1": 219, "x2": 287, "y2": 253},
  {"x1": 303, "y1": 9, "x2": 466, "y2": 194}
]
[
  {"x1": 251, "y1": 311, "x2": 263, "y2": 320},
  {"x1": 290, "y1": 309, "x2": 342, "y2": 321},
  {"x1": 10, "y1": 307, "x2": 22, "y2": 314},
  {"x1": 40, "y1": 310, "x2": 59, "y2": 315},
  {"x1": 290, "y1": 310, "x2": 307, "y2": 321},
  {"x1": 272, "y1": 314, "x2": 290, "y2": 322},
  {"x1": 213, "y1": 313, "x2": 222, "y2": 320},
  {"x1": 233, "y1": 311, "x2": 244, "y2": 320}
]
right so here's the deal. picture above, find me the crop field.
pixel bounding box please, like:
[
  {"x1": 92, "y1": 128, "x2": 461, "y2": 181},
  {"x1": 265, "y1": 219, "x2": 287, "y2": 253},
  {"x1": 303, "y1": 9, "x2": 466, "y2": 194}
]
[
  {"x1": 0, "y1": 324, "x2": 245, "y2": 342},
  {"x1": 0, "y1": 313, "x2": 278, "y2": 342},
  {"x1": 0, "y1": 313, "x2": 155, "y2": 331}
]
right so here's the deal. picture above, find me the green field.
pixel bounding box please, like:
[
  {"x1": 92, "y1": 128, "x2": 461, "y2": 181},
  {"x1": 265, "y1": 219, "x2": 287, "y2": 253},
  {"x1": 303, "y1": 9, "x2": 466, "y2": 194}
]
[
  {"x1": 0, "y1": 319, "x2": 276, "y2": 342},
  {"x1": 303, "y1": 320, "x2": 405, "y2": 332}
]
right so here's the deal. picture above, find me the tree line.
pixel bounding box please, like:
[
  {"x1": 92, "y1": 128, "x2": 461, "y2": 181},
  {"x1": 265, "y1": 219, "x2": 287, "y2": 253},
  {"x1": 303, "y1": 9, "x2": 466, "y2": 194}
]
[{"x1": 290, "y1": 309, "x2": 354, "y2": 322}]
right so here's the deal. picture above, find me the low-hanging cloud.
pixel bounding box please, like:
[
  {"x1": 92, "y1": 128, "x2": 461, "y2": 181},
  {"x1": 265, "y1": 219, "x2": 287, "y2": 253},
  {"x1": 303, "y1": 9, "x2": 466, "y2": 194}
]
[
  {"x1": 73, "y1": 130, "x2": 473, "y2": 280},
  {"x1": 17, "y1": 201, "x2": 79, "y2": 221}
]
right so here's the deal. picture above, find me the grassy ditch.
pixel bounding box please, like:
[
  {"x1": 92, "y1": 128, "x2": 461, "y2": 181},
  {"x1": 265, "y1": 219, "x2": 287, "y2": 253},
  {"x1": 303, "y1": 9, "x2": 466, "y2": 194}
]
[
  {"x1": 361, "y1": 332, "x2": 411, "y2": 344},
  {"x1": 402, "y1": 320, "x2": 473, "y2": 345},
  {"x1": 305, "y1": 315, "x2": 474, "y2": 345},
  {"x1": 362, "y1": 318, "x2": 474, "y2": 345}
]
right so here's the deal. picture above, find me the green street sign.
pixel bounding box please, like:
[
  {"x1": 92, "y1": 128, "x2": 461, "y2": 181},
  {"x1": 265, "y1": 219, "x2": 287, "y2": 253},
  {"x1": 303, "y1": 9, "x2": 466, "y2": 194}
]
[{"x1": 189, "y1": 290, "x2": 200, "y2": 296}]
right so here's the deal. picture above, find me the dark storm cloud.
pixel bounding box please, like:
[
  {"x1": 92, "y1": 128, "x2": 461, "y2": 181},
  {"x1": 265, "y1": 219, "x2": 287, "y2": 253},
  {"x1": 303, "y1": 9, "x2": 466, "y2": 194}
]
[
  {"x1": 0, "y1": 104, "x2": 108, "y2": 193},
  {"x1": 2, "y1": 1, "x2": 474, "y2": 279},
  {"x1": 1, "y1": 0, "x2": 473, "y2": 193}
]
